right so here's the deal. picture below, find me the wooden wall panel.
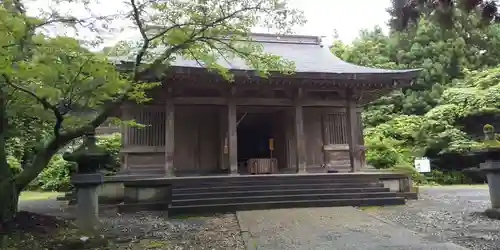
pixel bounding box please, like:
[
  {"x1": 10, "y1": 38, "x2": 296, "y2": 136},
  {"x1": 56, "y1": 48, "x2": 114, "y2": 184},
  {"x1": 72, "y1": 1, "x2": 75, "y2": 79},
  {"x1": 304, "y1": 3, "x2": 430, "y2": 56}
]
[
  {"x1": 299, "y1": 107, "x2": 365, "y2": 171},
  {"x1": 174, "y1": 105, "x2": 219, "y2": 173},
  {"x1": 127, "y1": 153, "x2": 165, "y2": 168},
  {"x1": 303, "y1": 107, "x2": 325, "y2": 168},
  {"x1": 271, "y1": 110, "x2": 287, "y2": 170},
  {"x1": 198, "y1": 106, "x2": 219, "y2": 172},
  {"x1": 174, "y1": 106, "x2": 198, "y2": 172},
  {"x1": 125, "y1": 106, "x2": 165, "y2": 146},
  {"x1": 324, "y1": 112, "x2": 348, "y2": 145}
]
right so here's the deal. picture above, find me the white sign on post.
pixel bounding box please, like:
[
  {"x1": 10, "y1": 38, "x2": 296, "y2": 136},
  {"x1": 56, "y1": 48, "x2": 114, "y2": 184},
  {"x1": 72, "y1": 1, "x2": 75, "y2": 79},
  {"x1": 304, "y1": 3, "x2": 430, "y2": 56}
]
[{"x1": 414, "y1": 157, "x2": 431, "y2": 173}]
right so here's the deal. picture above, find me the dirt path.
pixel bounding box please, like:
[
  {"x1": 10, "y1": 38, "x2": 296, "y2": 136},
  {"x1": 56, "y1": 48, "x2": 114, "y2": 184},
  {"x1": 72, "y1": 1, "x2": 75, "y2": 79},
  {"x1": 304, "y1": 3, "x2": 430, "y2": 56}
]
[
  {"x1": 237, "y1": 206, "x2": 467, "y2": 250},
  {"x1": 18, "y1": 198, "x2": 70, "y2": 218}
]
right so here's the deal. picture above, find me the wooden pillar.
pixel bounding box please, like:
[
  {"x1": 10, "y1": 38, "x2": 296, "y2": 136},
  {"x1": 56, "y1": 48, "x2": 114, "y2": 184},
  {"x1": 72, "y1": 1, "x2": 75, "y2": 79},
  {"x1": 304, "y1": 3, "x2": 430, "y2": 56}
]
[
  {"x1": 294, "y1": 87, "x2": 307, "y2": 173},
  {"x1": 345, "y1": 88, "x2": 360, "y2": 172},
  {"x1": 120, "y1": 104, "x2": 130, "y2": 171},
  {"x1": 320, "y1": 114, "x2": 330, "y2": 166},
  {"x1": 165, "y1": 88, "x2": 175, "y2": 176},
  {"x1": 219, "y1": 107, "x2": 228, "y2": 170},
  {"x1": 228, "y1": 86, "x2": 239, "y2": 175}
]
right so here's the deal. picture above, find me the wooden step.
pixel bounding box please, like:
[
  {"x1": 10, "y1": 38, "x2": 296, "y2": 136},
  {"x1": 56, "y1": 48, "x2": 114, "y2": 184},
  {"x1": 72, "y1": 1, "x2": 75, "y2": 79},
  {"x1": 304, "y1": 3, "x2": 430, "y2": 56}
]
[
  {"x1": 117, "y1": 172, "x2": 412, "y2": 215},
  {"x1": 166, "y1": 174, "x2": 388, "y2": 185},
  {"x1": 170, "y1": 177, "x2": 379, "y2": 187},
  {"x1": 172, "y1": 192, "x2": 398, "y2": 206},
  {"x1": 172, "y1": 182, "x2": 385, "y2": 194},
  {"x1": 168, "y1": 197, "x2": 406, "y2": 216},
  {"x1": 172, "y1": 187, "x2": 391, "y2": 200}
]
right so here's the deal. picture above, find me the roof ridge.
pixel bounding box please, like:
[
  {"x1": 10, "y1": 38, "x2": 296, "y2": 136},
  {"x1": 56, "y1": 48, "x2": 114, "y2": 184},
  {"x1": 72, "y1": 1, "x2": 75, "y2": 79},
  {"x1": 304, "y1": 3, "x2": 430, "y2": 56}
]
[{"x1": 249, "y1": 32, "x2": 322, "y2": 45}]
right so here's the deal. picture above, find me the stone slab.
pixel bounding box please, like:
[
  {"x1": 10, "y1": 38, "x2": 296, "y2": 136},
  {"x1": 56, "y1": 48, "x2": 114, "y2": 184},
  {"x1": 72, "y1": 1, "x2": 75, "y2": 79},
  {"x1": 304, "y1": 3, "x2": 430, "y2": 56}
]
[
  {"x1": 486, "y1": 172, "x2": 500, "y2": 208},
  {"x1": 75, "y1": 185, "x2": 100, "y2": 230},
  {"x1": 71, "y1": 173, "x2": 104, "y2": 186},
  {"x1": 485, "y1": 208, "x2": 500, "y2": 220},
  {"x1": 236, "y1": 207, "x2": 468, "y2": 250},
  {"x1": 124, "y1": 185, "x2": 172, "y2": 204}
]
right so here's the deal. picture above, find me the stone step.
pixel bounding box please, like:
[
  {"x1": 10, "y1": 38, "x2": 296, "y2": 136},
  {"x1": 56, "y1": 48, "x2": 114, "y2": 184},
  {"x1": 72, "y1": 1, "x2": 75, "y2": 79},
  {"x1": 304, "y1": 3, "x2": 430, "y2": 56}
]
[
  {"x1": 172, "y1": 192, "x2": 399, "y2": 207},
  {"x1": 168, "y1": 197, "x2": 406, "y2": 216},
  {"x1": 172, "y1": 182, "x2": 385, "y2": 194},
  {"x1": 172, "y1": 187, "x2": 391, "y2": 200}
]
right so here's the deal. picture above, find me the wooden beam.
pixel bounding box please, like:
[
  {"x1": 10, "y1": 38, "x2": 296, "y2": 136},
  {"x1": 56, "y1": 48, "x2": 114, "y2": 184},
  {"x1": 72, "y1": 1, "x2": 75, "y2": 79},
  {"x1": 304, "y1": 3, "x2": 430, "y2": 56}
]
[
  {"x1": 228, "y1": 86, "x2": 239, "y2": 175},
  {"x1": 165, "y1": 87, "x2": 175, "y2": 176},
  {"x1": 121, "y1": 146, "x2": 165, "y2": 153},
  {"x1": 172, "y1": 96, "x2": 346, "y2": 107},
  {"x1": 294, "y1": 87, "x2": 307, "y2": 173},
  {"x1": 303, "y1": 99, "x2": 345, "y2": 107},
  {"x1": 174, "y1": 97, "x2": 225, "y2": 105}
]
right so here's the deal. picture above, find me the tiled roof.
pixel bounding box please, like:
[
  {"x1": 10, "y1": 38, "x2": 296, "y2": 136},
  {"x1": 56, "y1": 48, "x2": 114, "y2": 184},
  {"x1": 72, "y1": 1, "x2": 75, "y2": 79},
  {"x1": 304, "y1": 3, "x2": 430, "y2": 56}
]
[{"x1": 110, "y1": 33, "x2": 420, "y2": 79}]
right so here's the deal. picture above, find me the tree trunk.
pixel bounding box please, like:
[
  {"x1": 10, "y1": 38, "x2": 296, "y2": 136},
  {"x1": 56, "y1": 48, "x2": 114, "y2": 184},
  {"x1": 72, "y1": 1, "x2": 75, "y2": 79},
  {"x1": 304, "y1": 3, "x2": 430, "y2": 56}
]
[
  {"x1": 0, "y1": 81, "x2": 17, "y2": 225},
  {"x1": 0, "y1": 179, "x2": 19, "y2": 224}
]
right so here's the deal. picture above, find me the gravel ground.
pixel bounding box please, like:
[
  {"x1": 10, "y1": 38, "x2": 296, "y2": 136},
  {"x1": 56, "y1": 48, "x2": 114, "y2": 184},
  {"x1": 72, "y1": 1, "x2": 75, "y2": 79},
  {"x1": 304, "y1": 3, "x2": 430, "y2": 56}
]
[
  {"x1": 19, "y1": 200, "x2": 244, "y2": 249},
  {"x1": 368, "y1": 186, "x2": 500, "y2": 250},
  {"x1": 99, "y1": 211, "x2": 245, "y2": 250},
  {"x1": 237, "y1": 207, "x2": 466, "y2": 250}
]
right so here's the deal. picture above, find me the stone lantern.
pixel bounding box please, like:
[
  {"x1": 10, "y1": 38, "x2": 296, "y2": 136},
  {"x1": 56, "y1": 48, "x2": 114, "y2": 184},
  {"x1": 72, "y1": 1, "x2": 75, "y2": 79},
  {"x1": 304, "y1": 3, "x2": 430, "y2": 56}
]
[
  {"x1": 64, "y1": 131, "x2": 110, "y2": 231},
  {"x1": 467, "y1": 124, "x2": 500, "y2": 219}
]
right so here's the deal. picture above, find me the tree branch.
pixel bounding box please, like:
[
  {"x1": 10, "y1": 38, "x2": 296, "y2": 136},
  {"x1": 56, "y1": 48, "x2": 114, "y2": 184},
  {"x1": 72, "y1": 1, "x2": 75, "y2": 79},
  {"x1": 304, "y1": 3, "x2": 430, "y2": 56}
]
[
  {"x1": 14, "y1": 97, "x2": 124, "y2": 190},
  {"x1": 130, "y1": 0, "x2": 151, "y2": 79},
  {"x1": 131, "y1": 2, "x2": 265, "y2": 80},
  {"x1": 34, "y1": 17, "x2": 79, "y2": 28},
  {"x1": 2, "y1": 74, "x2": 64, "y2": 138},
  {"x1": 64, "y1": 55, "x2": 94, "y2": 105}
]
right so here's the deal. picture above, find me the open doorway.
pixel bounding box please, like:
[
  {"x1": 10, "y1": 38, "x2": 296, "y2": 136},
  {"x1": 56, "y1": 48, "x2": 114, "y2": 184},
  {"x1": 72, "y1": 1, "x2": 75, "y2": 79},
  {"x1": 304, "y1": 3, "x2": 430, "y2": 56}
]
[{"x1": 237, "y1": 109, "x2": 286, "y2": 173}]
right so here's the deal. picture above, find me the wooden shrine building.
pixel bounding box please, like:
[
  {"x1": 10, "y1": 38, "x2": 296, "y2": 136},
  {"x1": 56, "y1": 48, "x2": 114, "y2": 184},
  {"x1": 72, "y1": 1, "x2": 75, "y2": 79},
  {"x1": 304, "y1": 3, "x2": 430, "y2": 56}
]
[{"x1": 113, "y1": 33, "x2": 419, "y2": 177}]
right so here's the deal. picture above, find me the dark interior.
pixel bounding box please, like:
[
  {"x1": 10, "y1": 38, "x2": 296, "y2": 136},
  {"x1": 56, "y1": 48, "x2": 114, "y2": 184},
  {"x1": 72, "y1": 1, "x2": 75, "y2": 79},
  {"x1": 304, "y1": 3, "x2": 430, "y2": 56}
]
[{"x1": 237, "y1": 113, "x2": 274, "y2": 164}]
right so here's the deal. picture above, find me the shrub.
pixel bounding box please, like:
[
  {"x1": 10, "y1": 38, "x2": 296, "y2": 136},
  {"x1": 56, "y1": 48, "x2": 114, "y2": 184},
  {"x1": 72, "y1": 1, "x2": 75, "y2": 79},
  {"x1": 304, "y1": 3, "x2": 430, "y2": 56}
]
[
  {"x1": 29, "y1": 155, "x2": 72, "y2": 191},
  {"x1": 430, "y1": 169, "x2": 473, "y2": 185},
  {"x1": 7, "y1": 155, "x2": 22, "y2": 175},
  {"x1": 25, "y1": 133, "x2": 122, "y2": 191},
  {"x1": 97, "y1": 133, "x2": 122, "y2": 175},
  {"x1": 365, "y1": 135, "x2": 411, "y2": 169}
]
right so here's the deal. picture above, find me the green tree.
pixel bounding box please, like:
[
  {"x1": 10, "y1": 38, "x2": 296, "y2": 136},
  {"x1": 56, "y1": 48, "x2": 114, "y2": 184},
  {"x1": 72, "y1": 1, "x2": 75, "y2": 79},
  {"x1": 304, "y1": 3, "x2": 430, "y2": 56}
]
[
  {"x1": 331, "y1": 6, "x2": 500, "y2": 169},
  {"x1": 389, "y1": 0, "x2": 499, "y2": 31},
  {"x1": 0, "y1": 0, "x2": 304, "y2": 224}
]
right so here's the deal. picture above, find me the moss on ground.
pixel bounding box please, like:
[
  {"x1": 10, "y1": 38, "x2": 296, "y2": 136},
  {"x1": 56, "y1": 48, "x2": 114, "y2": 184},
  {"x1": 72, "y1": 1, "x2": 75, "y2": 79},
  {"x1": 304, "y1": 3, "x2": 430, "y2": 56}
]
[
  {"x1": 132, "y1": 239, "x2": 169, "y2": 249},
  {"x1": 1, "y1": 212, "x2": 113, "y2": 250}
]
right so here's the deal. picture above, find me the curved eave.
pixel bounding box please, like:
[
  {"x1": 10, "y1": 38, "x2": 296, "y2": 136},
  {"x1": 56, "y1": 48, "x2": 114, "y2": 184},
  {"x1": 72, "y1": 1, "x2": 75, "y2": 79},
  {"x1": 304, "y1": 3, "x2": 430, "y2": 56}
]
[
  {"x1": 265, "y1": 68, "x2": 422, "y2": 81},
  {"x1": 114, "y1": 59, "x2": 420, "y2": 82},
  {"x1": 109, "y1": 33, "x2": 422, "y2": 86}
]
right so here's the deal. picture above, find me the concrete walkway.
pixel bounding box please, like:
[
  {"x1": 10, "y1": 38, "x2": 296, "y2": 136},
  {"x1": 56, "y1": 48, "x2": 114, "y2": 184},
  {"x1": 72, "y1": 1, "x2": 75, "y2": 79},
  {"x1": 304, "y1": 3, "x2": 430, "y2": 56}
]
[{"x1": 237, "y1": 207, "x2": 468, "y2": 250}]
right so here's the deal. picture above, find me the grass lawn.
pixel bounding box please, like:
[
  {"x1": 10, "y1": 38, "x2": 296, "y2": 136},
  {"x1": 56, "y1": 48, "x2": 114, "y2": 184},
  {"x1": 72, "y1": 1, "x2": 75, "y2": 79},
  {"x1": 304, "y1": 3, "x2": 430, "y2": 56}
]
[{"x1": 19, "y1": 191, "x2": 63, "y2": 201}]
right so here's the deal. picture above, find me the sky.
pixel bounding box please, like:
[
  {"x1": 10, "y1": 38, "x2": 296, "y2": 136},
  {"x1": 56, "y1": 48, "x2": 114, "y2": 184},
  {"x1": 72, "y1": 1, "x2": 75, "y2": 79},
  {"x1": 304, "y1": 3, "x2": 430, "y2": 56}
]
[
  {"x1": 28, "y1": 0, "x2": 392, "y2": 47},
  {"x1": 287, "y1": 0, "x2": 392, "y2": 44}
]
